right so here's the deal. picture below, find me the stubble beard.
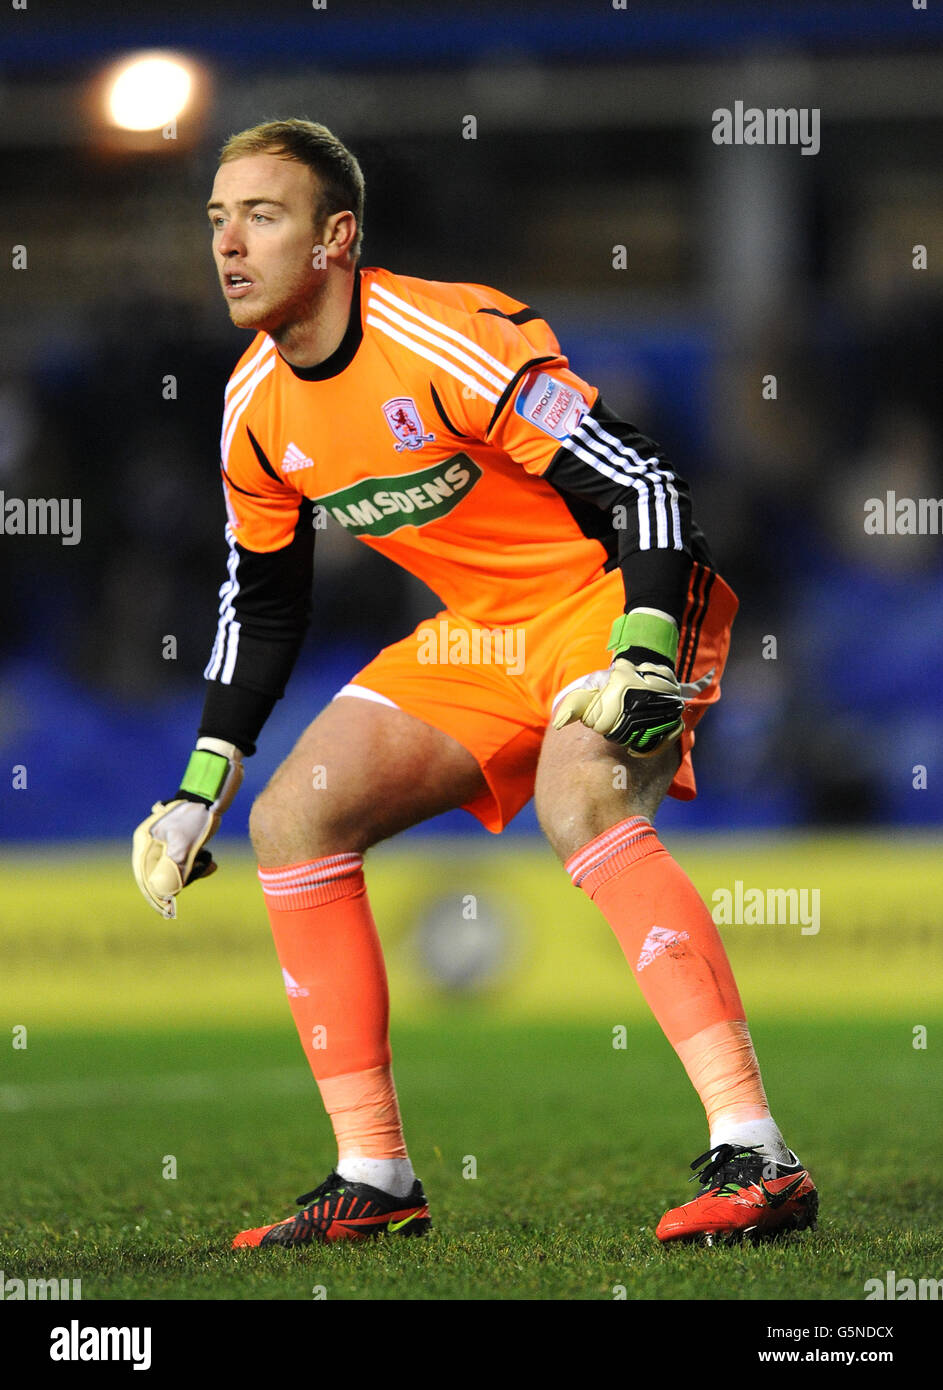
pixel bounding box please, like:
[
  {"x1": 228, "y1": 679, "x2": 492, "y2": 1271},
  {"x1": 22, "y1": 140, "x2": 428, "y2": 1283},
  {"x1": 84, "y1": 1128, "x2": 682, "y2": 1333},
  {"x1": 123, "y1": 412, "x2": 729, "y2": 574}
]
[{"x1": 227, "y1": 264, "x2": 325, "y2": 346}]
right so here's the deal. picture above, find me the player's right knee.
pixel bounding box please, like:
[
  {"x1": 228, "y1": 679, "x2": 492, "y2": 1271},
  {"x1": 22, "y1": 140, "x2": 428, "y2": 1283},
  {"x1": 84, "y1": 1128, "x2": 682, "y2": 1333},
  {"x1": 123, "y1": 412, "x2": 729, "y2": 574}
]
[
  {"x1": 248, "y1": 789, "x2": 290, "y2": 865},
  {"x1": 248, "y1": 783, "x2": 358, "y2": 866}
]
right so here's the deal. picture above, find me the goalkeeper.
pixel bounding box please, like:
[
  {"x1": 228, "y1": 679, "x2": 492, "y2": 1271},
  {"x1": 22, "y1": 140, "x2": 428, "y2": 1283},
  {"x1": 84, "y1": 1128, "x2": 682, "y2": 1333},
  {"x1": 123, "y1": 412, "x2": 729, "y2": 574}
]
[{"x1": 133, "y1": 118, "x2": 816, "y2": 1248}]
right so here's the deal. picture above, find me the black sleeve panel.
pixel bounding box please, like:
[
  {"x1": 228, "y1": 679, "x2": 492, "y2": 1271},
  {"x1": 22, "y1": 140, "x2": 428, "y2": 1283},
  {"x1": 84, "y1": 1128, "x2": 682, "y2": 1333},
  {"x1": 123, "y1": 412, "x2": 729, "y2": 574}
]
[
  {"x1": 198, "y1": 500, "x2": 315, "y2": 756},
  {"x1": 543, "y1": 397, "x2": 712, "y2": 627}
]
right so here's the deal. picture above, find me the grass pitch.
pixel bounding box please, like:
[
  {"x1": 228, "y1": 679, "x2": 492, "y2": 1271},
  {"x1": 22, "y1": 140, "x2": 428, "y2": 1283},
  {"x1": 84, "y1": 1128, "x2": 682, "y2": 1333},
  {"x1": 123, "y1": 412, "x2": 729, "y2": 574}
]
[
  {"x1": 1, "y1": 1016, "x2": 940, "y2": 1302},
  {"x1": 1, "y1": 837, "x2": 941, "y2": 1301}
]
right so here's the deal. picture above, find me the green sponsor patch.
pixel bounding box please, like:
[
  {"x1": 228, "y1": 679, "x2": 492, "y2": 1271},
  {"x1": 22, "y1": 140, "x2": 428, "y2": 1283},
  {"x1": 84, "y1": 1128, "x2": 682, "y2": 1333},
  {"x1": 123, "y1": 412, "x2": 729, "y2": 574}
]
[{"x1": 319, "y1": 454, "x2": 482, "y2": 537}]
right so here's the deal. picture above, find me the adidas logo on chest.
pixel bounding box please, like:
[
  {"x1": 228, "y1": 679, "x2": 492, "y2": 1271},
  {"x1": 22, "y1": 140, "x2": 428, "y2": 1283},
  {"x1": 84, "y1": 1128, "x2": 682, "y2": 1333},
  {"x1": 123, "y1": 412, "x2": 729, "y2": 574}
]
[{"x1": 281, "y1": 442, "x2": 314, "y2": 473}]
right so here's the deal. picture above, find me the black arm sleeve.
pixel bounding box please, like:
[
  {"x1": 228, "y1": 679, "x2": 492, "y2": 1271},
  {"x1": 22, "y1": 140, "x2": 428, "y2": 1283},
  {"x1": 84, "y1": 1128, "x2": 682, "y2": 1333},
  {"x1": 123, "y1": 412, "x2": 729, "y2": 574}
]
[
  {"x1": 542, "y1": 397, "x2": 712, "y2": 628},
  {"x1": 198, "y1": 498, "x2": 315, "y2": 755}
]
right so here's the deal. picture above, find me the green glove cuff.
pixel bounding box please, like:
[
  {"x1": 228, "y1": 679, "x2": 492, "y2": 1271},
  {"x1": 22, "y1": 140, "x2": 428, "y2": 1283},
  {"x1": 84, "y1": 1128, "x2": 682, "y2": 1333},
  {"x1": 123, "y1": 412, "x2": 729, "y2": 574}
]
[
  {"x1": 179, "y1": 749, "x2": 231, "y2": 803},
  {"x1": 608, "y1": 611, "x2": 679, "y2": 664}
]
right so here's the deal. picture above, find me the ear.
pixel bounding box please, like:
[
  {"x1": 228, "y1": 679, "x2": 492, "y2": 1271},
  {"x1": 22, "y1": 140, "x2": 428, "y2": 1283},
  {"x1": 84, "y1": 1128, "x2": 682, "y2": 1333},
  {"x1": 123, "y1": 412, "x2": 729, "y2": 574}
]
[{"x1": 320, "y1": 209, "x2": 358, "y2": 262}]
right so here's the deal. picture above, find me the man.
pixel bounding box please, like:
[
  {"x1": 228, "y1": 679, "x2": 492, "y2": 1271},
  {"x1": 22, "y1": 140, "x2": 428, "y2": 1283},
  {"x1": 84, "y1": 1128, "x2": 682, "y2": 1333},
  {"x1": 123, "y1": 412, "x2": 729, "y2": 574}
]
[{"x1": 133, "y1": 119, "x2": 817, "y2": 1249}]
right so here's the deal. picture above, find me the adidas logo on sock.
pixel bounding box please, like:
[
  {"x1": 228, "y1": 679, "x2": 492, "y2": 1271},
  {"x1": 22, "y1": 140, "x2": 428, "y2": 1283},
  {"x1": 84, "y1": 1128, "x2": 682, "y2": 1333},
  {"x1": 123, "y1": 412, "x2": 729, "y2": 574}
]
[
  {"x1": 636, "y1": 925, "x2": 690, "y2": 972},
  {"x1": 282, "y1": 968, "x2": 309, "y2": 997},
  {"x1": 281, "y1": 442, "x2": 314, "y2": 473}
]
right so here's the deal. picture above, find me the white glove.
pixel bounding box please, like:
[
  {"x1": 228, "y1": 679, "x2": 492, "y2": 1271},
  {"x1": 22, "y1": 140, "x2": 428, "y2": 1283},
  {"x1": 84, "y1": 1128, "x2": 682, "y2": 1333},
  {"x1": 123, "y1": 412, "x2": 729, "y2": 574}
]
[
  {"x1": 132, "y1": 737, "x2": 243, "y2": 918},
  {"x1": 552, "y1": 656, "x2": 685, "y2": 757}
]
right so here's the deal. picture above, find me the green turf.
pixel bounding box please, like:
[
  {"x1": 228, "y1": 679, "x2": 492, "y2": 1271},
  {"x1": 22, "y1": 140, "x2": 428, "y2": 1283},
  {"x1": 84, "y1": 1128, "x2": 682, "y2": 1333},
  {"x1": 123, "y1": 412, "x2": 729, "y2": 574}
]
[{"x1": 1, "y1": 1016, "x2": 940, "y2": 1301}]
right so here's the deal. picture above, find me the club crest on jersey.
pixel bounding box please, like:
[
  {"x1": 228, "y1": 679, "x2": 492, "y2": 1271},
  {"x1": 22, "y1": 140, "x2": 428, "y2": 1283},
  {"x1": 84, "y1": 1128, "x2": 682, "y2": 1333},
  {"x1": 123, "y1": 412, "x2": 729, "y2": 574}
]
[{"x1": 382, "y1": 397, "x2": 435, "y2": 452}]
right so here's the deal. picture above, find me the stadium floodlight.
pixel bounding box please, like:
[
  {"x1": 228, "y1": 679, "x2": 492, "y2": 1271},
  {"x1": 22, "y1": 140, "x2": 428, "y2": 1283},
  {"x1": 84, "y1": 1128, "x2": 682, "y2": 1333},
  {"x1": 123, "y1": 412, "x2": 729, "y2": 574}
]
[{"x1": 106, "y1": 53, "x2": 194, "y2": 132}]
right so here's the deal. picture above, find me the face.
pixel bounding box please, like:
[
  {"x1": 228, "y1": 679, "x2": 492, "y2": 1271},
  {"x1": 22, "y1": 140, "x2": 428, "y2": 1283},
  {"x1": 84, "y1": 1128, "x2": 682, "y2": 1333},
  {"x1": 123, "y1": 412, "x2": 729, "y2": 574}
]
[{"x1": 206, "y1": 153, "x2": 327, "y2": 336}]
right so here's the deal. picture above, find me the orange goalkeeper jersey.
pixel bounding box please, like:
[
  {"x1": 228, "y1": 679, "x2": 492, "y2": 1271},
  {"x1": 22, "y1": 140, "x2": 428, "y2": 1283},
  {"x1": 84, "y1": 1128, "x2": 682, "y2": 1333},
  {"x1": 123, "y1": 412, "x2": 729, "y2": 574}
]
[{"x1": 202, "y1": 266, "x2": 712, "y2": 752}]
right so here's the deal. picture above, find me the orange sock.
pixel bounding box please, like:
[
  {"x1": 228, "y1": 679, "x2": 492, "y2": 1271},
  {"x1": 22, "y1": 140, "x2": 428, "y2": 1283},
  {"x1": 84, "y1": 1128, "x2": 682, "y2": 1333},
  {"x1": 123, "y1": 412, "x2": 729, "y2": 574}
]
[
  {"x1": 674, "y1": 1021, "x2": 770, "y2": 1135},
  {"x1": 566, "y1": 818, "x2": 772, "y2": 1133},
  {"x1": 258, "y1": 855, "x2": 407, "y2": 1162}
]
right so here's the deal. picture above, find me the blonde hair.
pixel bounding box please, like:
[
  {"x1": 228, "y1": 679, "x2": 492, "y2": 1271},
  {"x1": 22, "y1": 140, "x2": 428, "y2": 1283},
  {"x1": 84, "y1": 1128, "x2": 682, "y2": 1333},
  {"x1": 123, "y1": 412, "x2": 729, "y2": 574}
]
[{"x1": 220, "y1": 118, "x2": 364, "y2": 259}]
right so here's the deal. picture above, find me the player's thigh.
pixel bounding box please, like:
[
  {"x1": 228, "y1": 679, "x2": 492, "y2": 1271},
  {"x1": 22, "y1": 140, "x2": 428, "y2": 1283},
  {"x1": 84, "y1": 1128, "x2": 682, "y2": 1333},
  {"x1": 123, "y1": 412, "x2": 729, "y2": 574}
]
[
  {"x1": 534, "y1": 719, "x2": 681, "y2": 863},
  {"x1": 249, "y1": 695, "x2": 487, "y2": 865}
]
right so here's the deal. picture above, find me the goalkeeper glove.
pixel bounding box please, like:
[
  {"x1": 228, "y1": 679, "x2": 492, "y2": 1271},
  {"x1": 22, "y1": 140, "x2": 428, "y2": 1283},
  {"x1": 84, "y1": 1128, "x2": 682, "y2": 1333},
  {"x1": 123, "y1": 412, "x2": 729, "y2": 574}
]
[
  {"x1": 132, "y1": 737, "x2": 244, "y2": 918},
  {"x1": 552, "y1": 609, "x2": 685, "y2": 758}
]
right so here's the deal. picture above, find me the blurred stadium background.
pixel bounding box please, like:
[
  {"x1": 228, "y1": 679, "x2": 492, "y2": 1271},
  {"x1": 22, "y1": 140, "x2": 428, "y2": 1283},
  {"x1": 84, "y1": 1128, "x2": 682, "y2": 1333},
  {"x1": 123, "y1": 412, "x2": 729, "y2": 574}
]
[
  {"x1": 3, "y1": 0, "x2": 943, "y2": 840},
  {"x1": 1, "y1": 0, "x2": 942, "y2": 1302}
]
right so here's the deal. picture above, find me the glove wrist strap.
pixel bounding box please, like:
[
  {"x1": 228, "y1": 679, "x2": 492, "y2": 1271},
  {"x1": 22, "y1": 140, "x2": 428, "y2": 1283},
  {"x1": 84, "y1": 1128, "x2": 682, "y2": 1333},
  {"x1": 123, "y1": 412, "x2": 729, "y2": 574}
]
[
  {"x1": 179, "y1": 749, "x2": 232, "y2": 804},
  {"x1": 608, "y1": 609, "x2": 679, "y2": 664},
  {"x1": 195, "y1": 736, "x2": 242, "y2": 759}
]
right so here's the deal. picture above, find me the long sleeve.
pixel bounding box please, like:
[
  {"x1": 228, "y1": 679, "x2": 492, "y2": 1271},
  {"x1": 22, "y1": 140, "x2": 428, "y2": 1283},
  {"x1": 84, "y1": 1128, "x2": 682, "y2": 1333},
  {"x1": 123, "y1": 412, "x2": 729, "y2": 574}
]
[
  {"x1": 199, "y1": 502, "x2": 315, "y2": 756},
  {"x1": 425, "y1": 295, "x2": 711, "y2": 629},
  {"x1": 542, "y1": 397, "x2": 712, "y2": 627}
]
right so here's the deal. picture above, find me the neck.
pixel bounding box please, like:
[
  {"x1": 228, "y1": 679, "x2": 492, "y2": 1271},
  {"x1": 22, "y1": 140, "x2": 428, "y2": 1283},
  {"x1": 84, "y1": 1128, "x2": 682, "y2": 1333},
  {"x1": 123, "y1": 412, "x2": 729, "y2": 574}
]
[{"x1": 274, "y1": 266, "x2": 357, "y2": 368}]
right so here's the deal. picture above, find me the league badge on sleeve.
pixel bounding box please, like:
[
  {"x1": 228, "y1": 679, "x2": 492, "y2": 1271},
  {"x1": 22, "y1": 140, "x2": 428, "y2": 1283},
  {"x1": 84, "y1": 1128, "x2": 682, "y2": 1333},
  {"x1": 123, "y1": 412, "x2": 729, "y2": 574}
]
[
  {"x1": 515, "y1": 370, "x2": 588, "y2": 441},
  {"x1": 382, "y1": 397, "x2": 436, "y2": 452}
]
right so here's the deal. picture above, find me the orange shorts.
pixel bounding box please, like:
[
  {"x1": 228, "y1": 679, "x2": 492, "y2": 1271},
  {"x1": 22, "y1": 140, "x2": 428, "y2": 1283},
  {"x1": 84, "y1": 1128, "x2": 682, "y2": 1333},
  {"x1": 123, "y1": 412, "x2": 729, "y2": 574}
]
[{"x1": 336, "y1": 563, "x2": 738, "y2": 833}]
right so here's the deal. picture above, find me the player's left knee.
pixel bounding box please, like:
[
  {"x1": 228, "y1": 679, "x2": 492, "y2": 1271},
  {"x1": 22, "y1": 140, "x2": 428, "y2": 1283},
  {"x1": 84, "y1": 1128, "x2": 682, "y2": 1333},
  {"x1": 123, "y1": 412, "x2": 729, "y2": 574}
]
[
  {"x1": 535, "y1": 782, "x2": 646, "y2": 865},
  {"x1": 535, "y1": 736, "x2": 679, "y2": 864},
  {"x1": 535, "y1": 798, "x2": 588, "y2": 865}
]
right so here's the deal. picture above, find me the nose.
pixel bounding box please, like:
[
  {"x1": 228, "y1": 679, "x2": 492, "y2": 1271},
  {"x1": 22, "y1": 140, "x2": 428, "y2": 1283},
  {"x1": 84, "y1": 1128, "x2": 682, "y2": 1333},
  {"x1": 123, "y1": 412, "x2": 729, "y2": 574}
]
[{"x1": 216, "y1": 219, "x2": 245, "y2": 258}]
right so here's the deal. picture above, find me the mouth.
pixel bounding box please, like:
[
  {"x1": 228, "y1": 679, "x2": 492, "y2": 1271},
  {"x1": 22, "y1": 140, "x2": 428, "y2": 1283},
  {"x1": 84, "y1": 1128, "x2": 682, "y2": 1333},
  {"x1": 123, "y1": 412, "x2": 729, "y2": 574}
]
[{"x1": 224, "y1": 271, "x2": 255, "y2": 299}]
